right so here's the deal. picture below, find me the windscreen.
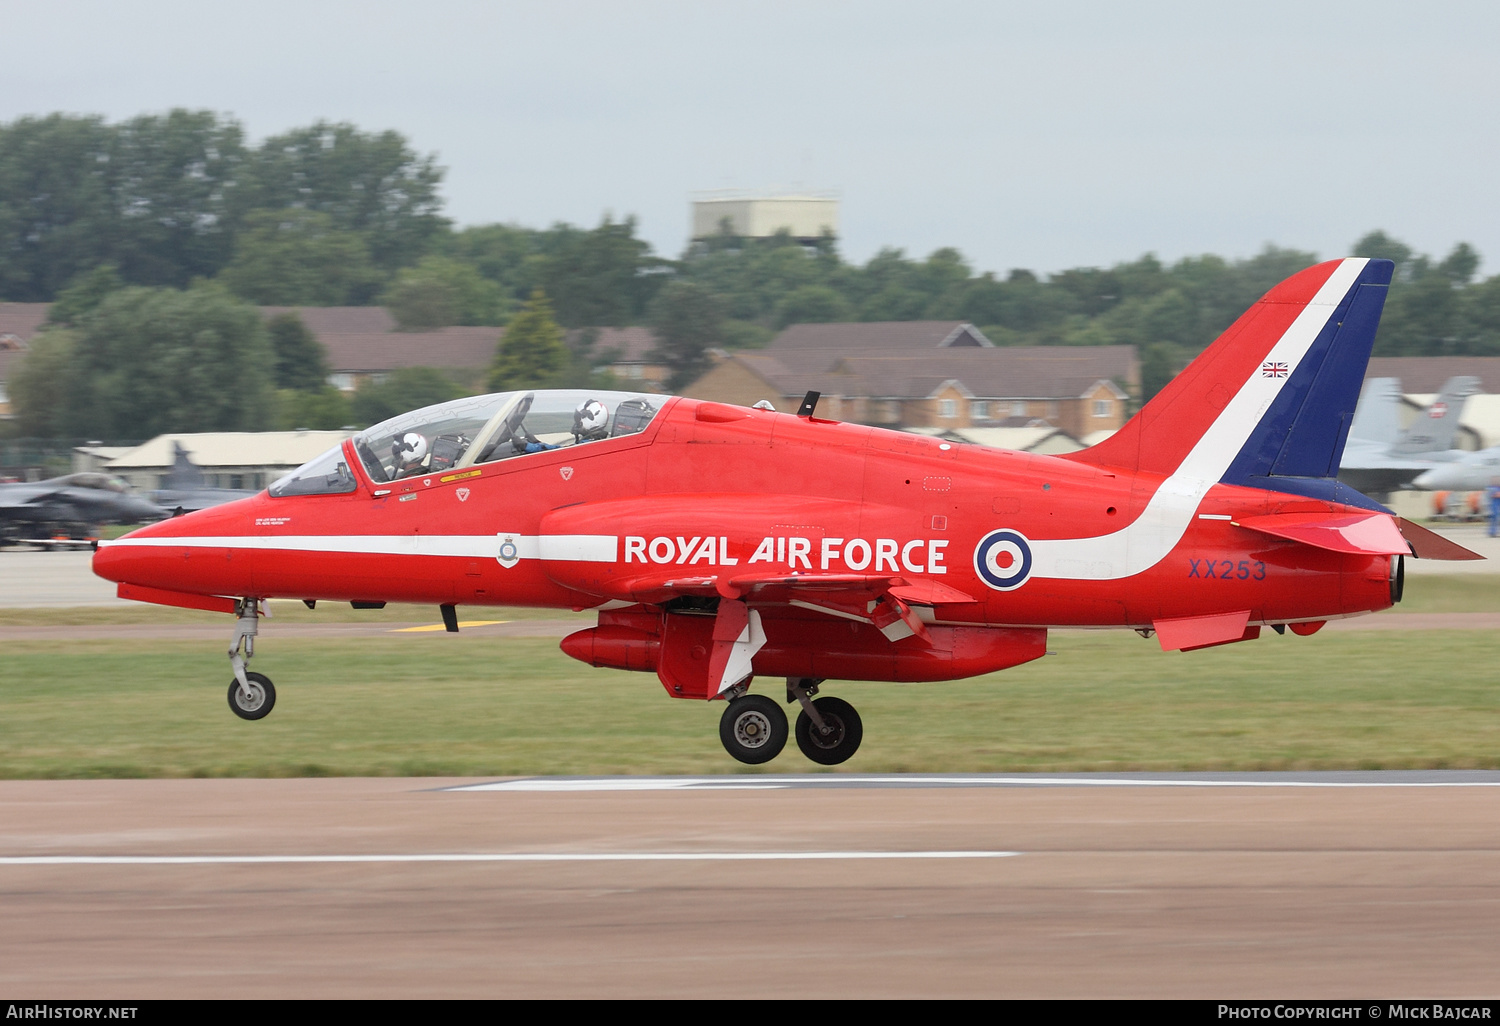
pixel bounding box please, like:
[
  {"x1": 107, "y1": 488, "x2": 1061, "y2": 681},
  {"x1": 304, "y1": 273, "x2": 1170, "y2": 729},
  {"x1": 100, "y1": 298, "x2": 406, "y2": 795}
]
[{"x1": 268, "y1": 444, "x2": 358, "y2": 497}]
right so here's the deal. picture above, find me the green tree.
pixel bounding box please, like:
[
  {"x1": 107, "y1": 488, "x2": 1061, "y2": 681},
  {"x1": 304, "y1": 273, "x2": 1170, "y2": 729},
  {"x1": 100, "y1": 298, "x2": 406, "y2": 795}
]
[
  {"x1": 218, "y1": 208, "x2": 382, "y2": 305},
  {"x1": 266, "y1": 312, "x2": 331, "y2": 391},
  {"x1": 488, "y1": 289, "x2": 568, "y2": 390},
  {"x1": 532, "y1": 216, "x2": 666, "y2": 327},
  {"x1": 650, "y1": 280, "x2": 726, "y2": 389},
  {"x1": 107, "y1": 110, "x2": 249, "y2": 287},
  {"x1": 774, "y1": 284, "x2": 854, "y2": 328},
  {"x1": 352, "y1": 368, "x2": 465, "y2": 426},
  {"x1": 0, "y1": 114, "x2": 117, "y2": 301},
  {"x1": 7, "y1": 328, "x2": 77, "y2": 437},
  {"x1": 61, "y1": 283, "x2": 274, "y2": 438},
  {"x1": 47, "y1": 264, "x2": 124, "y2": 326},
  {"x1": 276, "y1": 386, "x2": 354, "y2": 430},
  {"x1": 384, "y1": 255, "x2": 507, "y2": 330},
  {"x1": 243, "y1": 122, "x2": 447, "y2": 272}
]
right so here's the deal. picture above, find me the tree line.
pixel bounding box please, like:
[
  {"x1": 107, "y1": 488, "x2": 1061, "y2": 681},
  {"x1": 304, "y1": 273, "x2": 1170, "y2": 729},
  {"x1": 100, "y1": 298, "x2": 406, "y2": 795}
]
[{"x1": 5, "y1": 109, "x2": 1499, "y2": 441}]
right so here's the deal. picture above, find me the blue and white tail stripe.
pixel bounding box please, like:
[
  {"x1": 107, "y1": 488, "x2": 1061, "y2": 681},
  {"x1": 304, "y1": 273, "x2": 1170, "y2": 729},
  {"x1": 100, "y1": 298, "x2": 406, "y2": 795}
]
[{"x1": 1020, "y1": 257, "x2": 1390, "y2": 584}]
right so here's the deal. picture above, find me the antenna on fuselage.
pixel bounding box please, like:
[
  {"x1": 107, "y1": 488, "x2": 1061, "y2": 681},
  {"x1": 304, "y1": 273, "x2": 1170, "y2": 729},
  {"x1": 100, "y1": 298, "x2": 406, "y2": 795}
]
[{"x1": 796, "y1": 391, "x2": 821, "y2": 418}]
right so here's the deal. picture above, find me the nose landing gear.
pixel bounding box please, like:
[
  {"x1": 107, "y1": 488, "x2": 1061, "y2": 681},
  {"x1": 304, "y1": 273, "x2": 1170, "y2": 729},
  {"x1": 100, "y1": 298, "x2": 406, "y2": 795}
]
[{"x1": 227, "y1": 598, "x2": 276, "y2": 720}]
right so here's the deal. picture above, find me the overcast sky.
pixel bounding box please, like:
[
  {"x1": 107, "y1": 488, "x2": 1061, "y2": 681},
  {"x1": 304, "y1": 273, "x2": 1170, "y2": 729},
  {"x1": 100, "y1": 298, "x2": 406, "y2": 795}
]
[{"x1": 4, "y1": 1, "x2": 1498, "y2": 276}]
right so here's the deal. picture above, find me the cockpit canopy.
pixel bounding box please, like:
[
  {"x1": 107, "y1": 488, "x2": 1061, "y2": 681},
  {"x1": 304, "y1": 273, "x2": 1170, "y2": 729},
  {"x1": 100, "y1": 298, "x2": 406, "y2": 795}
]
[{"x1": 269, "y1": 389, "x2": 670, "y2": 497}]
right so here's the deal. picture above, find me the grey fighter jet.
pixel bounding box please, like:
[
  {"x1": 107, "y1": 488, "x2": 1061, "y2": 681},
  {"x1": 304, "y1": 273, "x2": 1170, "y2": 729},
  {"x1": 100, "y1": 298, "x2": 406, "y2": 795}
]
[
  {"x1": 1337, "y1": 375, "x2": 1480, "y2": 498},
  {"x1": 0, "y1": 473, "x2": 165, "y2": 546}
]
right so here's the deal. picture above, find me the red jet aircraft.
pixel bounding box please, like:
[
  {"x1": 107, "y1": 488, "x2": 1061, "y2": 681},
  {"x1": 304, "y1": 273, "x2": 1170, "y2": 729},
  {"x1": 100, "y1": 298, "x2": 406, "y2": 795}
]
[{"x1": 93, "y1": 256, "x2": 1480, "y2": 764}]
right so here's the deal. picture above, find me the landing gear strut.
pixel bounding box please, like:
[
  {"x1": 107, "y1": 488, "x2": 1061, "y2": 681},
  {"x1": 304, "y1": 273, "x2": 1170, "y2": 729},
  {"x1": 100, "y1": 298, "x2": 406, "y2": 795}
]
[
  {"x1": 718, "y1": 694, "x2": 788, "y2": 764},
  {"x1": 227, "y1": 598, "x2": 276, "y2": 720},
  {"x1": 788, "y1": 678, "x2": 862, "y2": 765}
]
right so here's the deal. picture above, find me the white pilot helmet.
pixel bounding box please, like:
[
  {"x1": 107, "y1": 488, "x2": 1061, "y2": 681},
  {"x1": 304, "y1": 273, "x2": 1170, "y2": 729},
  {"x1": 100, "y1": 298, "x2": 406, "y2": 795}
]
[
  {"x1": 575, "y1": 399, "x2": 609, "y2": 435},
  {"x1": 396, "y1": 432, "x2": 428, "y2": 464}
]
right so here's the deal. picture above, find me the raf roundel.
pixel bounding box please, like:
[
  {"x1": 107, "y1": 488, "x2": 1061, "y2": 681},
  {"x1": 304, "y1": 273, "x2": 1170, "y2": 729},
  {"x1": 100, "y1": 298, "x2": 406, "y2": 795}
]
[{"x1": 974, "y1": 529, "x2": 1033, "y2": 591}]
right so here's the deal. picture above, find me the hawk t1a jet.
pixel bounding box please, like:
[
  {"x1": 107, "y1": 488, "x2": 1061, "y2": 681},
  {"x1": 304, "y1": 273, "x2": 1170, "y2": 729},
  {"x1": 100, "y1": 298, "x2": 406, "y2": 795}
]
[{"x1": 91, "y1": 257, "x2": 1481, "y2": 765}]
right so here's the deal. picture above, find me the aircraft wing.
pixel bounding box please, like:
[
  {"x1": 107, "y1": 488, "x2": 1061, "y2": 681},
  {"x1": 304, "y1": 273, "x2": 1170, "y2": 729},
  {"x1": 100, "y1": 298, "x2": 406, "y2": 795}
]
[{"x1": 600, "y1": 568, "x2": 980, "y2": 645}]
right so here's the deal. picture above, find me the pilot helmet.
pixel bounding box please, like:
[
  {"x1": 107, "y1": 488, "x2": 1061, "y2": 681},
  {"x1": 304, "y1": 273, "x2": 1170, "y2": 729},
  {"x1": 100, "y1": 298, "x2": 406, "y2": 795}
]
[
  {"x1": 575, "y1": 399, "x2": 609, "y2": 436},
  {"x1": 395, "y1": 432, "x2": 428, "y2": 465}
]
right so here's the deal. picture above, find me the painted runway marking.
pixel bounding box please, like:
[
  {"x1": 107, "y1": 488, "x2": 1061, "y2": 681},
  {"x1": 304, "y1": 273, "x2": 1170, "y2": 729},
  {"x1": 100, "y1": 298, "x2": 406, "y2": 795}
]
[
  {"x1": 0, "y1": 851, "x2": 1018, "y2": 866},
  {"x1": 389, "y1": 620, "x2": 508, "y2": 632},
  {"x1": 450, "y1": 773, "x2": 1500, "y2": 792}
]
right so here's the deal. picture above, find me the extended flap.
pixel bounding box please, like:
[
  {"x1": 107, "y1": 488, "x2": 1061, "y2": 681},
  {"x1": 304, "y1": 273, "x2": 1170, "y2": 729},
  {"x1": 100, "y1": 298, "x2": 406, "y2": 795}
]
[{"x1": 1232, "y1": 512, "x2": 1409, "y2": 556}]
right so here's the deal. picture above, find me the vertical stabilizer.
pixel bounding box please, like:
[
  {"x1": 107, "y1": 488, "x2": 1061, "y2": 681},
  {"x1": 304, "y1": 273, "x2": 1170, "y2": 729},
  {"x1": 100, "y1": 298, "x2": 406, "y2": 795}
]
[
  {"x1": 1070, "y1": 257, "x2": 1394, "y2": 508},
  {"x1": 1391, "y1": 376, "x2": 1479, "y2": 456},
  {"x1": 1348, "y1": 377, "x2": 1403, "y2": 447}
]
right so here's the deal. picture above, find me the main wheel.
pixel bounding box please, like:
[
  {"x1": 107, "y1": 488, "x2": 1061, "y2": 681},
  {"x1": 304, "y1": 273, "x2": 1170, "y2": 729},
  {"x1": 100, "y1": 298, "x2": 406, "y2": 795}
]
[
  {"x1": 228, "y1": 672, "x2": 276, "y2": 720},
  {"x1": 718, "y1": 694, "x2": 788, "y2": 765},
  {"x1": 794, "y1": 696, "x2": 862, "y2": 765}
]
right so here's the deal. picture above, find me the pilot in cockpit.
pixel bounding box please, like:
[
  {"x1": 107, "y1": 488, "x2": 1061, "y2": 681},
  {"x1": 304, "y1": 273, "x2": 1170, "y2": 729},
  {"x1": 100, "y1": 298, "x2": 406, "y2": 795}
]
[
  {"x1": 572, "y1": 399, "x2": 610, "y2": 443},
  {"x1": 392, "y1": 432, "x2": 429, "y2": 477}
]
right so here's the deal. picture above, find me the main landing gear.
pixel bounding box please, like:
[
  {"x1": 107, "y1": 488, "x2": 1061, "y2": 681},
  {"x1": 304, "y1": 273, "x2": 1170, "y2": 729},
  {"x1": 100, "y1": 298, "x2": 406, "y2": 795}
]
[
  {"x1": 716, "y1": 678, "x2": 864, "y2": 766},
  {"x1": 227, "y1": 598, "x2": 276, "y2": 721}
]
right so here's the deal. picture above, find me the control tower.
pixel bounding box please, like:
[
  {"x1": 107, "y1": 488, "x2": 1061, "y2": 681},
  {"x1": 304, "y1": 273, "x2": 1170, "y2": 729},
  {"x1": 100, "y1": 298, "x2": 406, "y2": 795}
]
[{"x1": 690, "y1": 190, "x2": 839, "y2": 243}]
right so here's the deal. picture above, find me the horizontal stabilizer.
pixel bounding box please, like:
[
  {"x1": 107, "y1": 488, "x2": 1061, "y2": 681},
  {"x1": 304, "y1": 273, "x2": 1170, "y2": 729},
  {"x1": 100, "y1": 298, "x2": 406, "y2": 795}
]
[
  {"x1": 1232, "y1": 512, "x2": 1409, "y2": 556},
  {"x1": 1153, "y1": 609, "x2": 1255, "y2": 652},
  {"x1": 1396, "y1": 518, "x2": 1486, "y2": 561}
]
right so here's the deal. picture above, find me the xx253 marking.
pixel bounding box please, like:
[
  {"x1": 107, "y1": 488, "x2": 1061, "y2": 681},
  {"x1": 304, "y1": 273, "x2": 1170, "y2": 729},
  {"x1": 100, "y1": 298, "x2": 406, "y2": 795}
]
[{"x1": 1188, "y1": 558, "x2": 1265, "y2": 581}]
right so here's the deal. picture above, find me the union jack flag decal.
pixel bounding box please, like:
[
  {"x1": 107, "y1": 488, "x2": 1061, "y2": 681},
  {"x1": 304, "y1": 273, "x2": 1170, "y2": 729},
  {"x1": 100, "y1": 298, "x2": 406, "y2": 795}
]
[{"x1": 1261, "y1": 361, "x2": 1288, "y2": 378}]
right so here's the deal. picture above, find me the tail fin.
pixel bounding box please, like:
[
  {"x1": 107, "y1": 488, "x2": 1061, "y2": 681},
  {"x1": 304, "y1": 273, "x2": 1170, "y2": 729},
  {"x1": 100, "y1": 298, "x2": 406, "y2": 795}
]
[
  {"x1": 1070, "y1": 257, "x2": 1394, "y2": 508},
  {"x1": 1391, "y1": 375, "x2": 1479, "y2": 456},
  {"x1": 1348, "y1": 377, "x2": 1403, "y2": 447}
]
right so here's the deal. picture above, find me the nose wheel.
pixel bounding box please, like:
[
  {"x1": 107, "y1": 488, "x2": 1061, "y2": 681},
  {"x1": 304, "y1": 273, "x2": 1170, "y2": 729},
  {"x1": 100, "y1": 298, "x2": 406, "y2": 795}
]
[
  {"x1": 226, "y1": 598, "x2": 277, "y2": 720},
  {"x1": 718, "y1": 694, "x2": 788, "y2": 764},
  {"x1": 228, "y1": 672, "x2": 276, "y2": 720}
]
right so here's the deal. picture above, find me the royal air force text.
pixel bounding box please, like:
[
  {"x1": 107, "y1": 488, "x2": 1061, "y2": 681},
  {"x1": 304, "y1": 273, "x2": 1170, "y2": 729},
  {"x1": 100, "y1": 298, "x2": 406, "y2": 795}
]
[{"x1": 623, "y1": 536, "x2": 949, "y2": 574}]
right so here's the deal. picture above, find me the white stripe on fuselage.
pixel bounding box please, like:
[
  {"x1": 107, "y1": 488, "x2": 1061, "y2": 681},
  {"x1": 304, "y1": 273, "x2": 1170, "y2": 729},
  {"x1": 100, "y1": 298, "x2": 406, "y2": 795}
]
[
  {"x1": 1028, "y1": 258, "x2": 1366, "y2": 582},
  {"x1": 99, "y1": 533, "x2": 618, "y2": 562}
]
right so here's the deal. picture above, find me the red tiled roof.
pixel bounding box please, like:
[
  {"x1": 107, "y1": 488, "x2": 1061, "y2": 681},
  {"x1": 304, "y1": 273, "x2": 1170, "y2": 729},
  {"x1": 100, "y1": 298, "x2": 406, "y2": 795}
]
[
  {"x1": 568, "y1": 327, "x2": 661, "y2": 363},
  {"x1": 259, "y1": 306, "x2": 396, "y2": 334},
  {"x1": 770, "y1": 321, "x2": 990, "y2": 352},
  {"x1": 1365, "y1": 357, "x2": 1500, "y2": 394},
  {"x1": 726, "y1": 345, "x2": 1135, "y2": 401},
  {"x1": 0, "y1": 303, "x2": 51, "y2": 343}
]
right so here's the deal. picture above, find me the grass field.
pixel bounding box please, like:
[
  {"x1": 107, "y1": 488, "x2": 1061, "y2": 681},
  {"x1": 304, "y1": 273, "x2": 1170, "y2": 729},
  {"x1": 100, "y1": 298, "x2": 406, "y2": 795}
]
[{"x1": 1, "y1": 575, "x2": 1497, "y2": 777}]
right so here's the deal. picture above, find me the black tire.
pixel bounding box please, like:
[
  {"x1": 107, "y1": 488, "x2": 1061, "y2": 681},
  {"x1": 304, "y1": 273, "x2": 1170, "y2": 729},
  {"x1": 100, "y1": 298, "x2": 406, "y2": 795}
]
[
  {"x1": 718, "y1": 694, "x2": 788, "y2": 765},
  {"x1": 794, "y1": 696, "x2": 863, "y2": 765},
  {"x1": 228, "y1": 672, "x2": 276, "y2": 720}
]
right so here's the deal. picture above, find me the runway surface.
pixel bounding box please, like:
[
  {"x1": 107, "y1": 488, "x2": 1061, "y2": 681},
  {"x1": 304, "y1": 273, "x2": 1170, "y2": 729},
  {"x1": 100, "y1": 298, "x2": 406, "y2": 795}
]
[{"x1": 4, "y1": 774, "x2": 1500, "y2": 998}]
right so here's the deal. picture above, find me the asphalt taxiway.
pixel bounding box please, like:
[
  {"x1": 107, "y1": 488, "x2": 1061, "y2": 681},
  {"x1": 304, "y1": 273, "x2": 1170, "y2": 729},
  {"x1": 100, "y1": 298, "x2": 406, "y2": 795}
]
[{"x1": 3, "y1": 774, "x2": 1500, "y2": 998}]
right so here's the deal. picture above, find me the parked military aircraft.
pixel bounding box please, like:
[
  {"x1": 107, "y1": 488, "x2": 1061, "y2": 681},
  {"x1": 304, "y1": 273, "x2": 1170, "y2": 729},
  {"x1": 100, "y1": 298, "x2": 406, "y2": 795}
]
[
  {"x1": 92, "y1": 257, "x2": 1481, "y2": 764},
  {"x1": 151, "y1": 443, "x2": 259, "y2": 513},
  {"x1": 0, "y1": 473, "x2": 164, "y2": 547},
  {"x1": 1338, "y1": 375, "x2": 1480, "y2": 497}
]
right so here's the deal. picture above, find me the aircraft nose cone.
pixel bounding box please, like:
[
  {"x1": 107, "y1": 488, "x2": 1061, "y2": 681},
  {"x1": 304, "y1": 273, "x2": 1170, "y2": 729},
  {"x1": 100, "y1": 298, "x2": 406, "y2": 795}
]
[{"x1": 1413, "y1": 468, "x2": 1445, "y2": 490}]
